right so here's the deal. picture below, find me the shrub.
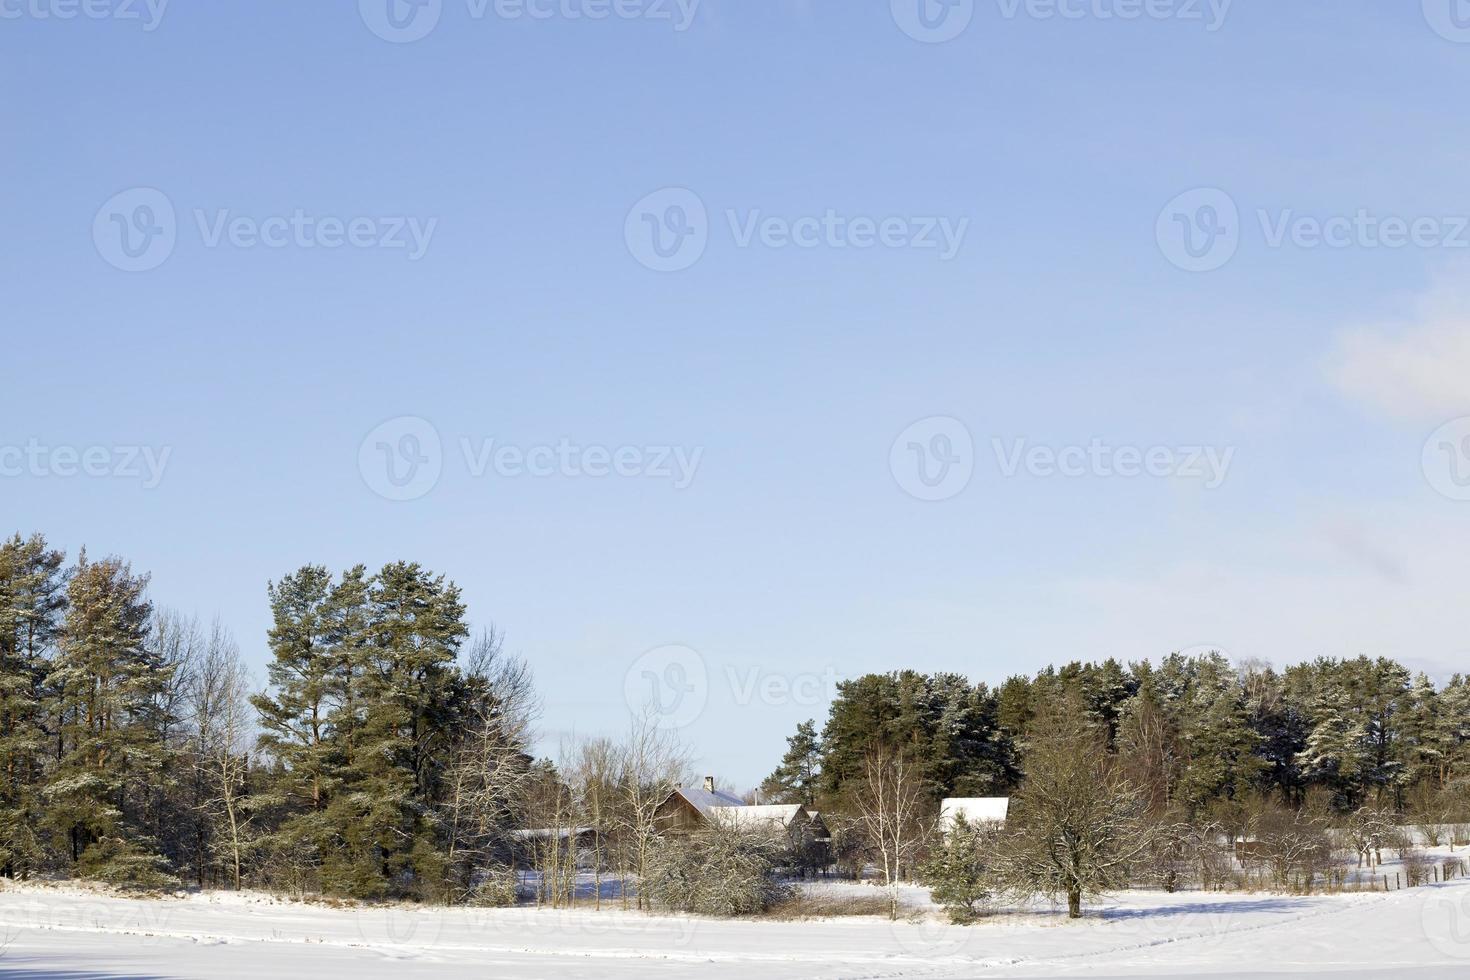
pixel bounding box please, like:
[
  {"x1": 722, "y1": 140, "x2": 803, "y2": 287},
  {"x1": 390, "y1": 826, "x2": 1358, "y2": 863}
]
[
  {"x1": 640, "y1": 826, "x2": 789, "y2": 917},
  {"x1": 469, "y1": 866, "x2": 521, "y2": 907}
]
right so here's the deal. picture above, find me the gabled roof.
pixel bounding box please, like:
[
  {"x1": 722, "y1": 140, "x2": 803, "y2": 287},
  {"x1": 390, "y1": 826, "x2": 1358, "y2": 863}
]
[
  {"x1": 939, "y1": 797, "x2": 1010, "y2": 831},
  {"x1": 672, "y1": 784, "x2": 746, "y2": 816}
]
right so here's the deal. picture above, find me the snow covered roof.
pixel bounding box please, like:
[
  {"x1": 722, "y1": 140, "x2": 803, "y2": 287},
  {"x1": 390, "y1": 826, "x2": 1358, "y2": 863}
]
[
  {"x1": 674, "y1": 784, "x2": 747, "y2": 816},
  {"x1": 939, "y1": 797, "x2": 1010, "y2": 831},
  {"x1": 709, "y1": 804, "x2": 805, "y2": 831}
]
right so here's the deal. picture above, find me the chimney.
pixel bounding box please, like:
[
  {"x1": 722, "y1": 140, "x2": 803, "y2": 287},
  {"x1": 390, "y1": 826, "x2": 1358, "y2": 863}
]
[{"x1": 703, "y1": 775, "x2": 715, "y2": 793}]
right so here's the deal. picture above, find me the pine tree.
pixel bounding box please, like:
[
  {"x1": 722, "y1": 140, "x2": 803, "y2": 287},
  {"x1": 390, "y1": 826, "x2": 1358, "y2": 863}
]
[
  {"x1": 42, "y1": 551, "x2": 174, "y2": 885},
  {"x1": 251, "y1": 564, "x2": 341, "y2": 880},
  {"x1": 322, "y1": 562, "x2": 468, "y2": 898},
  {"x1": 0, "y1": 533, "x2": 66, "y2": 878},
  {"x1": 918, "y1": 815, "x2": 995, "y2": 923},
  {"x1": 759, "y1": 720, "x2": 822, "y2": 805}
]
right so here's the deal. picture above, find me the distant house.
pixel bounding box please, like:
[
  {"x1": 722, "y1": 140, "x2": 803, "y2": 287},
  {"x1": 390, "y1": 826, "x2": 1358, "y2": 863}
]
[
  {"x1": 653, "y1": 777, "x2": 832, "y2": 873},
  {"x1": 655, "y1": 777, "x2": 830, "y2": 841},
  {"x1": 653, "y1": 776, "x2": 748, "y2": 834},
  {"x1": 938, "y1": 797, "x2": 1010, "y2": 835}
]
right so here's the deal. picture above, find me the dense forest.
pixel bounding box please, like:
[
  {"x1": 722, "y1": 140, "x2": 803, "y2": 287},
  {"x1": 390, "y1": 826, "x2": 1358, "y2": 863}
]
[
  {"x1": 4, "y1": 529, "x2": 1469, "y2": 916},
  {"x1": 763, "y1": 655, "x2": 1470, "y2": 817}
]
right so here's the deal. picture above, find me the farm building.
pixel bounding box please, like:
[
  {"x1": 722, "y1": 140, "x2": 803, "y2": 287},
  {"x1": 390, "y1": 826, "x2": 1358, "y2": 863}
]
[{"x1": 938, "y1": 797, "x2": 1010, "y2": 834}]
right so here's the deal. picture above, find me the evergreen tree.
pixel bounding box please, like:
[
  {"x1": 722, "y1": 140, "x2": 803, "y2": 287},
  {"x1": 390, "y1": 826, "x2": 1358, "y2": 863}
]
[
  {"x1": 251, "y1": 565, "x2": 340, "y2": 878},
  {"x1": 759, "y1": 720, "x2": 822, "y2": 805},
  {"x1": 0, "y1": 533, "x2": 66, "y2": 878},
  {"x1": 325, "y1": 562, "x2": 468, "y2": 897},
  {"x1": 42, "y1": 551, "x2": 174, "y2": 884}
]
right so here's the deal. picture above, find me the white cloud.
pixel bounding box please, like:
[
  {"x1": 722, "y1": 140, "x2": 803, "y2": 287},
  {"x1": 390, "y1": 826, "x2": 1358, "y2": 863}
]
[{"x1": 1328, "y1": 278, "x2": 1470, "y2": 422}]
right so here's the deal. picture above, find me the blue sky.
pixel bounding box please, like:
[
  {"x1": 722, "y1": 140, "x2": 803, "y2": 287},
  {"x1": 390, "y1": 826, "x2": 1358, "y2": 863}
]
[{"x1": 5, "y1": 1, "x2": 1470, "y2": 787}]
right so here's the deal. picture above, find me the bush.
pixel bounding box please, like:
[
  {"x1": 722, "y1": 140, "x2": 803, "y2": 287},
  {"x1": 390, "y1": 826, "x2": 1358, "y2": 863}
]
[
  {"x1": 76, "y1": 836, "x2": 178, "y2": 890},
  {"x1": 469, "y1": 866, "x2": 521, "y2": 907},
  {"x1": 640, "y1": 826, "x2": 789, "y2": 917}
]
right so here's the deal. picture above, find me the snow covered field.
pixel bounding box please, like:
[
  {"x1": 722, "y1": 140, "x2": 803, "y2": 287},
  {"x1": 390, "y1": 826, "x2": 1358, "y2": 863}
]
[{"x1": 3, "y1": 874, "x2": 1469, "y2": 979}]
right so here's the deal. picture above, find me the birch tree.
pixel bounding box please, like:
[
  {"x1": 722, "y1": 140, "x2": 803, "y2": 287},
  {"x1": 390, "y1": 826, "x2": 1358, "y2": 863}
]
[{"x1": 853, "y1": 747, "x2": 930, "y2": 920}]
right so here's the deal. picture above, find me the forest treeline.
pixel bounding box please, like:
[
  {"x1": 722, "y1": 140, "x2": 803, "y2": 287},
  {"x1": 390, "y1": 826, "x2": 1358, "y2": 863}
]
[
  {"x1": 762, "y1": 655, "x2": 1470, "y2": 818},
  {"x1": 5, "y1": 528, "x2": 1469, "y2": 912}
]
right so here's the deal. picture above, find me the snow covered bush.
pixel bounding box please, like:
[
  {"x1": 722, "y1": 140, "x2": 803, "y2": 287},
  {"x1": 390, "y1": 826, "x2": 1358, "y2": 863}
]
[
  {"x1": 640, "y1": 825, "x2": 790, "y2": 917},
  {"x1": 468, "y1": 866, "x2": 520, "y2": 907}
]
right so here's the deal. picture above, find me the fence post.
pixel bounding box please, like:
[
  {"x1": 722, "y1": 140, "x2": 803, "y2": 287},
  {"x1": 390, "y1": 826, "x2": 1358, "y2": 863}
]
[{"x1": 1396, "y1": 873, "x2": 1402, "y2": 890}]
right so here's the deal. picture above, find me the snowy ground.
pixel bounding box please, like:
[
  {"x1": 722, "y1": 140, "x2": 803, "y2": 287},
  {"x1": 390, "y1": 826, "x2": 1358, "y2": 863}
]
[{"x1": 3, "y1": 868, "x2": 1470, "y2": 979}]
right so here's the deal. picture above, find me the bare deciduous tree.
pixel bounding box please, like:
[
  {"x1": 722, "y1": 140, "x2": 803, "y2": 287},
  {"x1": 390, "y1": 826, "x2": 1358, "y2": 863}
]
[
  {"x1": 440, "y1": 628, "x2": 539, "y2": 904},
  {"x1": 852, "y1": 746, "x2": 930, "y2": 920},
  {"x1": 616, "y1": 710, "x2": 689, "y2": 911},
  {"x1": 188, "y1": 619, "x2": 254, "y2": 889}
]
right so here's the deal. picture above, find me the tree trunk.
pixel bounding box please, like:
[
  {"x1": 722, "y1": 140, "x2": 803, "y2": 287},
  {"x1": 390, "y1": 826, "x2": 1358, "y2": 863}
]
[{"x1": 1067, "y1": 889, "x2": 1082, "y2": 919}]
